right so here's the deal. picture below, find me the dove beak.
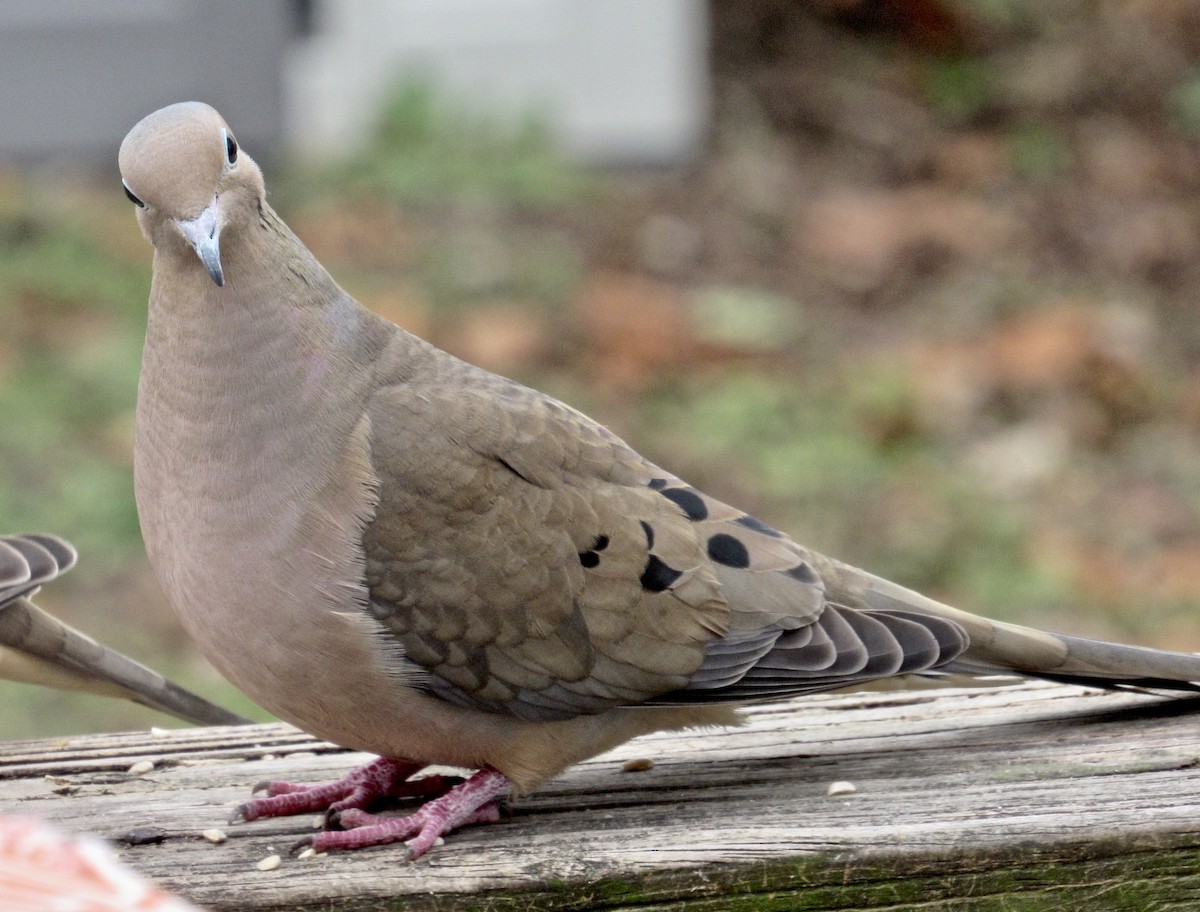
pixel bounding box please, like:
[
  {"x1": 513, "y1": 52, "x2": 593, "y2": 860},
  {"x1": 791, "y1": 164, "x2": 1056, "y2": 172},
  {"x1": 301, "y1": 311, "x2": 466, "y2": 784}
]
[{"x1": 176, "y1": 200, "x2": 225, "y2": 287}]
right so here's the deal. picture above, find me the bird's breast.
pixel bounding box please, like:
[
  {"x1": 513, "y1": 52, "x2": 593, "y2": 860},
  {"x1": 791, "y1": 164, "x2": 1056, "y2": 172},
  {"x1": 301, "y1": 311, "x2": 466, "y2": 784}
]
[{"x1": 134, "y1": 309, "x2": 386, "y2": 738}]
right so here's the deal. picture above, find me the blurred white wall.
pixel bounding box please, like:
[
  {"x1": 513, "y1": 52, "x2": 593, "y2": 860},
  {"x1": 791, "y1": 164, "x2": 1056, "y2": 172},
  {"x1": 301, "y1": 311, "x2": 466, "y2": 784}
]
[
  {"x1": 0, "y1": 0, "x2": 707, "y2": 166},
  {"x1": 285, "y1": 0, "x2": 708, "y2": 164}
]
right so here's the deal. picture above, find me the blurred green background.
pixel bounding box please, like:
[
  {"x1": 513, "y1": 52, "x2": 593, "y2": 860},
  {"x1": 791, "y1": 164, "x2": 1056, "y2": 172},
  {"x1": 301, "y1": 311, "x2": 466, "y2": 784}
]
[{"x1": 4, "y1": 0, "x2": 1200, "y2": 737}]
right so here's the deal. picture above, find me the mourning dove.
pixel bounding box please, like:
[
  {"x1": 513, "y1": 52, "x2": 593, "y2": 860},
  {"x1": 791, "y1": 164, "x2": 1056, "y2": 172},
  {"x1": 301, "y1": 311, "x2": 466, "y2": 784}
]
[
  {"x1": 0, "y1": 532, "x2": 247, "y2": 727},
  {"x1": 119, "y1": 102, "x2": 1200, "y2": 859}
]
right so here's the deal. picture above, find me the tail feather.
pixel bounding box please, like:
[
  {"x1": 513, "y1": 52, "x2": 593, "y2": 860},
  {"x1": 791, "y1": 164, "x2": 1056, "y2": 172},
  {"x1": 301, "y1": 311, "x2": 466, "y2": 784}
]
[
  {"x1": 0, "y1": 534, "x2": 76, "y2": 606},
  {"x1": 0, "y1": 595, "x2": 250, "y2": 726},
  {"x1": 858, "y1": 569, "x2": 1200, "y2": 691},
  {"x1": 0, "y1": 532, "x2": 249, "y2": 726}
]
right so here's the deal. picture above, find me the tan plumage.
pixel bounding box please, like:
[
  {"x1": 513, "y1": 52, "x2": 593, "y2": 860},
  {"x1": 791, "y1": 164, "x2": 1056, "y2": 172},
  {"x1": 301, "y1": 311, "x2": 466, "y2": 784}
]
[
  {"x1": 0, "y1": 533, "x2": 247, "y2": 726},
  {"x1": 120, "y1": 102, "x2": 1200, "y2": 857}
]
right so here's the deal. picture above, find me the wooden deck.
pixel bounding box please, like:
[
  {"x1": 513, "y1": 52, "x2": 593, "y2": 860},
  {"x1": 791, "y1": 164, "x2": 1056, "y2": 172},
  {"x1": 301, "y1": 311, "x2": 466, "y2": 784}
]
[{"x1": 3, "y1": 680, "x2": 1200, "y2": 911}]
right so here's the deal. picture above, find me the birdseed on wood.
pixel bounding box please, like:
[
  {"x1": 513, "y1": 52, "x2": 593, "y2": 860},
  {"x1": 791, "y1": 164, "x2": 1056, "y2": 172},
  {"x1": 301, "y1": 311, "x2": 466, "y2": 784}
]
[{"x1": 256, "y1": 854, "x2": 282, "y2": 871}]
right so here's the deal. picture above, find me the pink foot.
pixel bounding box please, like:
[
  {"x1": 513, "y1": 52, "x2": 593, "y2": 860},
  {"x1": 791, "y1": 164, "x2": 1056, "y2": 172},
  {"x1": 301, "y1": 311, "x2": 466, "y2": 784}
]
[
  {"x1": 231, "y1": 757, "x2": 459, "y2": 825},
  {"x1": 295, "y1": 768, "x2": 509, "y2": 859}
]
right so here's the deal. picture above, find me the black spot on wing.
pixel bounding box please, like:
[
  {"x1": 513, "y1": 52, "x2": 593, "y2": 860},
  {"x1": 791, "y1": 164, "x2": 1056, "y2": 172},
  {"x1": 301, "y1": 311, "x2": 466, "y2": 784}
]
[
  {"x1": 784, "y1": 562, "x2": 819, "y2": 583},
  {"x1": 734, "y1": 514, "x2": 784, "y2": 538},
  {"x1": 648, "y1": 478, "x2": 669, "y2": 490},
  {"x1": 660, "y1": 487, "x2": 709, "y2": 521},
  {"x1": 640, "y1": 520, "x2": 655, "y2": 549},
  {"x1": 640, "y1": 555, "x2": 683, "y2": 592},
  {"x1": 579, "y1": 534, "x2": 609, "y2": 569},
  {"x1": 707, "y1": 533, "x2": 750, "y2": 569}
]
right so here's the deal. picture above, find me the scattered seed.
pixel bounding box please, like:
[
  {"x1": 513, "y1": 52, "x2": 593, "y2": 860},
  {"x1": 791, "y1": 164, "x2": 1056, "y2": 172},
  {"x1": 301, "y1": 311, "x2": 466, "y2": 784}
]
[
  {"x1": 297, "y1": 847, "x2": 316, "y2": 860},
  {"x1": 312, "y1": 815, "x2": 326, "y2": 829},
  {"x1": 202, "y1": 829, "x2": 227, "y2": 844},
  {"x1": 826, "y1": 780, "x2": 857, "y2": 797},
  {"x1": 286, "y1": 751, "x2": 316, "y2": 759},
  {"x1": 621, "y1": 758, "x2": 654, "y2": 773},
  {"x1": 261, "y1": 753, "x2": 277, "y2": 761},
  {"x1": 408, "y1": 836, "x2": 445, "y2": 848},
  {"x1": 150, "y1": 726, "x2": 170, "y2": 736},
  {"x1": 256, "y1": 854, "x2": 282, "y2": 872},
  {"x1": 128, "y1": 760, "x2": 155, "y2": 775}
]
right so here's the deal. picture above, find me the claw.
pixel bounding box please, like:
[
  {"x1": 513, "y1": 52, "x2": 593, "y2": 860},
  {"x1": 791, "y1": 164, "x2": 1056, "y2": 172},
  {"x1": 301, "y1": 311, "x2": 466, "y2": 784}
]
[
  {"x1": 251, "y1": 779, "x2": 272, "y2": 795},
  {"x1": 225, "y1": 757, "x2": 508, "y2": 857},
  {"x1": 307, "y1": 769, "x2": 508, "y2": 859},
  {"x1": 289, "y1": 836, "x2": 314, "y2": 857},
  {"x1": 232, "y1": 758, "x2": 424, "y2": 824}
]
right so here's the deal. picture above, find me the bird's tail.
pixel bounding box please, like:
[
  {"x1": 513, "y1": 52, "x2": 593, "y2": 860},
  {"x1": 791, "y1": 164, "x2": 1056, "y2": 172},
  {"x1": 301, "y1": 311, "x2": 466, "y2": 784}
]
[
  {"x1": 0, "y1": 532, "x2": 248, "y2": 726},
  {"x1": 0, "y1": 596, "x2": 251, "y2": 726},
  {"x1": 858, "y1": 570, "x2": 1200, "y2": 692}
]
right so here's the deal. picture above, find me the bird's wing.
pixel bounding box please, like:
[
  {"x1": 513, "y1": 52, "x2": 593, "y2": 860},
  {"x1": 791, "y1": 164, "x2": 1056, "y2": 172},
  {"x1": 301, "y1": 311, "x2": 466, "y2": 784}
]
[{"x1": 361, "y1": 363, "x2": 966, "y2": 721}]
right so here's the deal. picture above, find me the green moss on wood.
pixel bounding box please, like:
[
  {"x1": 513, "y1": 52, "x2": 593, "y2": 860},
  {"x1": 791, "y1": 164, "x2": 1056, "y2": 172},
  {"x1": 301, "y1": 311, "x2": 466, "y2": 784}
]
[{"x1": 250, "y1": 833, "x2": 1200, "y2": 912}]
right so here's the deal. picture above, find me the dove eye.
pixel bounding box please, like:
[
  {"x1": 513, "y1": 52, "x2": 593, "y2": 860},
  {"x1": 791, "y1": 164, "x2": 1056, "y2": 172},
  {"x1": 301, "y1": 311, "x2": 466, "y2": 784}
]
[
  {"x1": 223, "y1": 129, "x2": 238, "y2": 167},
  {"x1": 122, "y1": 180, "x2": 145, "y2": 208}
]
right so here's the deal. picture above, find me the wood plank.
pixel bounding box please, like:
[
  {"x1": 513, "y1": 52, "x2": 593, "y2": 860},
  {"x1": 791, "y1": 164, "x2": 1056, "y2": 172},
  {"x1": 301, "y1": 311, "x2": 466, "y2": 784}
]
[{"x1": 4, "y1": 681, "x2": 1200, "y2": 911}]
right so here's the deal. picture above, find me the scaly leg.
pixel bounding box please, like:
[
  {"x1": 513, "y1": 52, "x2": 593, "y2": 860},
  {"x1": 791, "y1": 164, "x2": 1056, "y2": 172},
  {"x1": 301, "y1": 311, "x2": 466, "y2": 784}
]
[
  {"x1": 294, "y1": 768, "x2": 509, "y2": 859},
  {"x1": 230, "y1": 757, "x2": 508, "y2": 858}
]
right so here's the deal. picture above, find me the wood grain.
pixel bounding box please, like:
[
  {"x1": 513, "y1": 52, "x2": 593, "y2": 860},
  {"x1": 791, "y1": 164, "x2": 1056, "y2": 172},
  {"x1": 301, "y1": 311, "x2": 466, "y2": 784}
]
[{"x1": 4, "y1": 680, "x2": 1200, "y2": 911}]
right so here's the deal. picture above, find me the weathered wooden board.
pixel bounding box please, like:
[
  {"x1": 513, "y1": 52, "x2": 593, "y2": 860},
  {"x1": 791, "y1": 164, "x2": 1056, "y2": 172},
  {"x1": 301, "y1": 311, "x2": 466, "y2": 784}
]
[{"x1": 3, "y1": 681, "x2": 1200, "y2": 911}]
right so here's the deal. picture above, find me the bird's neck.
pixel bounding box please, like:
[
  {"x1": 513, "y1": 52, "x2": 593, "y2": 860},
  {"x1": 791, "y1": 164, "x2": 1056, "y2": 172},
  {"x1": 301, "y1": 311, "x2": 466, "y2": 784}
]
[{"x1": 136, "y1": 201, "x2": 389, "y2": 480}]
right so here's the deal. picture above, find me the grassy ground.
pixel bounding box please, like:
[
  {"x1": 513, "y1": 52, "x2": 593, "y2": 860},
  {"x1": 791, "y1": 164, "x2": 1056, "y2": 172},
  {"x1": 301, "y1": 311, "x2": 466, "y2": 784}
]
[{"x1": 3, "y1": 1, "x2": 1200, "y2": 737}]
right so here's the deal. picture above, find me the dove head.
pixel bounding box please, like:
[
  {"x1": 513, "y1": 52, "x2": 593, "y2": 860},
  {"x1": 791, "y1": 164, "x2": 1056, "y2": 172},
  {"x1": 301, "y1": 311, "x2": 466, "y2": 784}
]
[{"x1": 119, "y1": 102, "x2": 265, "y2": 288}]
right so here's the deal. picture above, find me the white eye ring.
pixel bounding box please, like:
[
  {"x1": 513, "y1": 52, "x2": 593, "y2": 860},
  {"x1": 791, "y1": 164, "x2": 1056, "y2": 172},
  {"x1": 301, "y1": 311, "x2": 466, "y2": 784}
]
[{"x1": 222, "y1": 128, "x2": 238, "y2": 169}]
